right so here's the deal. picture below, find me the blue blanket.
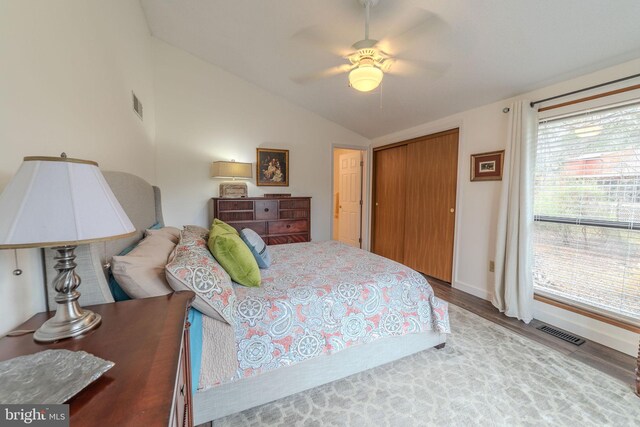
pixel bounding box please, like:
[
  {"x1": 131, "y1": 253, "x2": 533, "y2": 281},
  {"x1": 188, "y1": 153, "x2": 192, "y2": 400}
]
[{"x1": 187, "y1": 308, "x2": 203, "y2": 394}]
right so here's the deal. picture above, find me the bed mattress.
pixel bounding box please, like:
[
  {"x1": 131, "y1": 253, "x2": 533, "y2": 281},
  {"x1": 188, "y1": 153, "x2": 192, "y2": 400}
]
[{"x1": 199, "y1": 240, "x2": 450, "y2": 390}]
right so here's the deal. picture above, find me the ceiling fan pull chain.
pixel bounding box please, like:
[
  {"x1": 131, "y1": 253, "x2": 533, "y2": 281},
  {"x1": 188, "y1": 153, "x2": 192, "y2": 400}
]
[{"x1": 12, "y1": 249, "x2": 22, "y2": 276}]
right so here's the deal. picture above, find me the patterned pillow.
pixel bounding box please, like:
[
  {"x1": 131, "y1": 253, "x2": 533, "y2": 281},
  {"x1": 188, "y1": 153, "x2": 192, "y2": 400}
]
[
  {"x1": 165, "y1": 231, "x2": 236, "y2": 324},
  {"x1": 240, "y1": 228, "x2": 272, "y2": 268},
  {"x1": 183, "y1": 225, "x2": 210, "y2": 239}
]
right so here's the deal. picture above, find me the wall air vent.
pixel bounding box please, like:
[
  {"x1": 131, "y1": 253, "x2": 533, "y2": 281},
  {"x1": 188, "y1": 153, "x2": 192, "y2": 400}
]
[
  {"x1": 537, "y1": 325, "x2": 585, "y2": 346},
  {"x1": 132, "y1": 91, "x2": 143, "y2": 120}
]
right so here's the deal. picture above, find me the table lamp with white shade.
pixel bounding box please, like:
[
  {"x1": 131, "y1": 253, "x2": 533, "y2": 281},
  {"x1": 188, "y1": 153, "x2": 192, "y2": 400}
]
[
  {"x1": 210, "y1": 160, "x2": 253, "y2": 197},
  {"x1": 0, "y1": 154, "x2": 135, "y2": 342}
]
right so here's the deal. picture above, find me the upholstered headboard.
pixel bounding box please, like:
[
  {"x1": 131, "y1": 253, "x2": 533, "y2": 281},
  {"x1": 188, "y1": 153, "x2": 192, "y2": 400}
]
[{"x1": 44, "y1": 171, "x2": 163, "y2": 308}]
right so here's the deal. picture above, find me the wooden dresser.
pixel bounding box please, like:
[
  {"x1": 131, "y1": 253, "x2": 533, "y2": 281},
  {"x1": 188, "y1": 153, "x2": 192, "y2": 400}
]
[
  {"x1": 0, "y1": 291, "x2": 195, "y2": 427},
  {"x1": 209, "y1": 196, "x2": 311, "y2": 244}
]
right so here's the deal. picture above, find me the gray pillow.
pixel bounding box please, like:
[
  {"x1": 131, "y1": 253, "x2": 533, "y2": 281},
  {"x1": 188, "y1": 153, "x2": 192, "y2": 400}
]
[{"x1": 240, "y1": 228, "x2": 271, "y2": 268}]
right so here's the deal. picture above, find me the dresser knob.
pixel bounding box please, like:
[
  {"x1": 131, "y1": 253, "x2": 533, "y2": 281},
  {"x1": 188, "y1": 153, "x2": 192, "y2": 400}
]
[
  {"x1": 264, "y1": 208, "x2": 269, "y2": 212},
  {"x1": 286, "y1": 224, "x2": 291, "y2": 229}
]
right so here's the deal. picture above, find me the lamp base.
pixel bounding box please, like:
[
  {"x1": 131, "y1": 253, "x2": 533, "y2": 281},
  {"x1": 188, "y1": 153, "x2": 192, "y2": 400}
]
[
  {"x1": 34, "y1": 306, "x2": 101, "y2": 343},
  {"x1": 33, "y1": 245, "x2": 102, "y2": 343}
]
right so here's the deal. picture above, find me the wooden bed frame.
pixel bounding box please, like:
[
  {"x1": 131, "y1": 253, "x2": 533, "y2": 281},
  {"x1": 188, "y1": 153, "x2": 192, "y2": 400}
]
[{"x1": 46, "y1": 172, "x2": 448, "y2": 424}]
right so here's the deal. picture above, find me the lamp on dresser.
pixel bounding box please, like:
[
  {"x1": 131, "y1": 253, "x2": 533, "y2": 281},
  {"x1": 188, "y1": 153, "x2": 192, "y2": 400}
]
[
  {"x1": 0, "y1": 154, "x2": 135, "y2": 342},
  {"x1": 211, "y1": 160, "x2": 253, "y2": 198}
]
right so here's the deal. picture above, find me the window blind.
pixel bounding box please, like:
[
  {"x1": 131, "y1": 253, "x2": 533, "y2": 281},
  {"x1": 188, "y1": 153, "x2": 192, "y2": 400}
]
[{"x1": 533, "y1": 101, "x2": 640, "y2": 326}]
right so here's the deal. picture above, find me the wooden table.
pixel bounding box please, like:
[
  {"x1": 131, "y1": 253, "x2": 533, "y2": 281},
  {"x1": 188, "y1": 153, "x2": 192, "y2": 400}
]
[{"x1": 0, "y1": 291, "x2": 195, "y2": 426}]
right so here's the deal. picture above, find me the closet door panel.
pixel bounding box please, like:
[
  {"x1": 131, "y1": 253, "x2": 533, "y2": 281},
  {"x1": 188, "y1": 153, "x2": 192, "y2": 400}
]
[
  {"x1": 403, "y1": 131, "x2": 458, "y2": 282},
  {"x1": 372, "y1": 145, "x2": 407, "y2": 263}
]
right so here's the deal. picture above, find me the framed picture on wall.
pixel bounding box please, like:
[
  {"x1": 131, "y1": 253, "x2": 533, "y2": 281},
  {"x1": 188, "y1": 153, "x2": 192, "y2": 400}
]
[
  {"x1": 470, "y1": 150, "x2": 504, "y2": 181},
  {"x1": 256, "y1": 148, "x2": 289, "y2": 186}
]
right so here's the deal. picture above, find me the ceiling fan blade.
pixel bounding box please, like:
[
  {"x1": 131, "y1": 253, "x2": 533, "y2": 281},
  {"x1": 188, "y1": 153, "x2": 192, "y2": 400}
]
[
  {"x1": 290, "y1": 25, "x2": 354, "y2": 57},
  {"x1": 387, "y1": 58, "x2": 451, "y2": 78},
  {"x1": 380, "y1": 58, "x2": 396, "y2": 73},
  {"x1": 291, "y1": 64, "x2": 353, "y2": 85},
  {"x1": 377, "y1": 9, "x2": 449, "y2": 56}
]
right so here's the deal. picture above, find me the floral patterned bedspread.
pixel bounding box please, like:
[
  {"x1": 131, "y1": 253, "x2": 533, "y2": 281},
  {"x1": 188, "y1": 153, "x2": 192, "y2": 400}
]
[{"x1": 222, "y1": 240, "x2": 450, "y2": 384}]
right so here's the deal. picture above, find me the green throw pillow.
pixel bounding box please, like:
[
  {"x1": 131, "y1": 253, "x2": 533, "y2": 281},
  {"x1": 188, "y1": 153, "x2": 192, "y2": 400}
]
[
  {"x1": 208, "y1": 224, "x2": 261, "y2": 287},
  {"x1": 211, "y1": 218, "x2": 239, "y2": 236}
]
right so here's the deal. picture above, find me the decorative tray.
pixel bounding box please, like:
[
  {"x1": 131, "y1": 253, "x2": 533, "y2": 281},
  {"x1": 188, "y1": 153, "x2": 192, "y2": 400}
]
[{"x1": 0, "y1": 349, "x2": 114, "y2": 404}]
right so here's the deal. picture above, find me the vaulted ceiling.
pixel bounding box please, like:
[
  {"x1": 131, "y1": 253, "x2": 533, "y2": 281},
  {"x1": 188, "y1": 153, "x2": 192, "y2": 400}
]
[{"x1": 140, "y1": 0, "x2": 640, "y2": 138}]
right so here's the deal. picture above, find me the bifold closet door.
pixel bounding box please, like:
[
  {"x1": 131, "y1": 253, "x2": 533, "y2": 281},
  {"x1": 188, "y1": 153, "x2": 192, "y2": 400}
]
[
  {"x1": 403, "y1": 130, "x2": 458, "y2": 282},
  {"x1": 372, "y1": 145, "x2": 407, "y2": 263}
]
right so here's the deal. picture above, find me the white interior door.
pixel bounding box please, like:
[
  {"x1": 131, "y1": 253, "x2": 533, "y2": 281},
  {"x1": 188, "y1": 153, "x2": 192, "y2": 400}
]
[{"x1": 338, "y1": 151, "x2": 362, "y2": 248}]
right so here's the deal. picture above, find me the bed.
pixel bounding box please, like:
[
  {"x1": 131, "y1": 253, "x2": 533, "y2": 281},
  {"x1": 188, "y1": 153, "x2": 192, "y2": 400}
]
[{"x1": 44, "y1": 172, "x2": 450, "y2": 424}]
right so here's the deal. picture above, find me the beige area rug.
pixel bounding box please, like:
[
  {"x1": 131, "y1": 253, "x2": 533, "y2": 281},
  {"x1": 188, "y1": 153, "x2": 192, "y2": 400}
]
[{"x1": 213, "y1": 304, "x2": 640, "y2": 426}]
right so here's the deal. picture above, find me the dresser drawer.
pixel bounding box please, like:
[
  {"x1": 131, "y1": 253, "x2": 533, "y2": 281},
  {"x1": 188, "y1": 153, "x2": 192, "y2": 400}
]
[
  {"x1": 269, "y1": 220, "x2": 308, "y2": 234},
  {"x1": 218, "y1": 211, "x2": 254, "y2": 222},
  {"x1": 231, "y1": 221, "x2": 266, "y2": 235},
  {"x1": 268, "y1": 234, "x2": 309, "y2": 245},
  {"x1": 279, "y1": 209, "x2": 309, "y2": 220},
  {"x1": 218, "y1": 200, "x2": 254, "y2": 211},
  {"x1": 279, "y1": 199, "x2": 310, "y2": 210},
  {"x1": 255, "y1": 200, "x2": 278, "y2": 220}
]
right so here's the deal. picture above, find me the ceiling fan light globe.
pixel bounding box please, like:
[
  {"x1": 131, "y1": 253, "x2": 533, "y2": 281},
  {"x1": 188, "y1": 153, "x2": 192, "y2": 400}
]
[{"x1": 349, "y1": 65, "x2": 383, "y2": 92}]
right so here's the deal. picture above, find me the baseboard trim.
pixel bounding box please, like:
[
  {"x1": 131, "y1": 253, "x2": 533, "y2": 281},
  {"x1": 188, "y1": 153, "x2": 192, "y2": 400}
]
[
  {"x1": 534, "y1": 300, "x2": 639, "y2": 356},
  {"x1": 453, "y1": 280, "x2": 492, "y2": 301},
  {"x1": 449, "y1": 280, "x2": 638, "y2": 356}
]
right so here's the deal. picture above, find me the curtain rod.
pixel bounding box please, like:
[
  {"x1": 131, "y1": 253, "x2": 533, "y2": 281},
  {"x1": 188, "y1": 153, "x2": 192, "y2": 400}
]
[{"x1": 530, "y1": 73, "x2": 640, "y2": 108}]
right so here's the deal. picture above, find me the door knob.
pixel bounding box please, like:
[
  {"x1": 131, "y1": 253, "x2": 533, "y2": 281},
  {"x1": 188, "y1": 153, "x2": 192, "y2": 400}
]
[
  {"x1": 375, "y1": 202, "x2": 379, "y2": 206},
  {"x1": 449, "y1": 208, "x2": 455, "y2": 213}
]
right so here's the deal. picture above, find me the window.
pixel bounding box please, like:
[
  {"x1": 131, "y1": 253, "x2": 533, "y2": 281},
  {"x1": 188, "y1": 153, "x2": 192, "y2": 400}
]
[{"x1": 533, "y1": 101, "x2": 640, "y2": 327}]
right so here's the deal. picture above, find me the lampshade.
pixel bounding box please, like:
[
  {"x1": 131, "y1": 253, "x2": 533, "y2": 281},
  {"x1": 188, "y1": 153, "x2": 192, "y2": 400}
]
[
  {"x1": 0, "y1": 156, "x2": 135, "y2": 249},
  {"x1": 210, "y1": 160, "x2": 252, "y2": 179},
  {"x1": 349, "y1": 64, "x2": 383, "y2": 92}
]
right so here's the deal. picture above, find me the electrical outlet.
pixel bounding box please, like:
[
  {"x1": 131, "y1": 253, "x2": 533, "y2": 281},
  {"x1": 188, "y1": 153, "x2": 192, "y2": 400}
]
[{"x1": 489, "y1": 261, "x2": 495, "y2": 272}]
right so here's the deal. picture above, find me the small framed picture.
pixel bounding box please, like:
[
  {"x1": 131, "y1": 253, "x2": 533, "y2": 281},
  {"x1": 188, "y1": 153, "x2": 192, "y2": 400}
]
[
  {"x1": 257, "y1": 148, "x2": 289, "y2": 186},
  {"x1": 470, "y1": 150, "x2": 504, "y2": 181}
]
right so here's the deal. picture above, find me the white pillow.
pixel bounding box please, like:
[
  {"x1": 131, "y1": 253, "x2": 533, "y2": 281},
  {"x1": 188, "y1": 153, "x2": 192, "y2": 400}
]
[{"x1": 111, "y1": 234, "x2": 176, "y2": 299}]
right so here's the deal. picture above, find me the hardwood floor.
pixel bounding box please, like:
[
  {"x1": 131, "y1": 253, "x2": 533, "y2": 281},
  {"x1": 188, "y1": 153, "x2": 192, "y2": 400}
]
[{"x1": 427, "y1": 277, "x2": 637, "y2": 387}]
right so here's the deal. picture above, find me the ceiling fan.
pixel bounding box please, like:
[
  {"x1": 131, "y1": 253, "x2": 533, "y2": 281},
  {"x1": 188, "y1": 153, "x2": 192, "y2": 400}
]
[
  {"x1": 291, "y1": 0, "x2": 449, "y2": 92},
  {"x1": 345, "y1": 0, "x2": 394, "y2": 92}
]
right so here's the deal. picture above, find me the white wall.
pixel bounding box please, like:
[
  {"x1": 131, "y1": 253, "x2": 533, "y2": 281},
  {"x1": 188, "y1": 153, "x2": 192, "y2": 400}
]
[
  {"x1": 152, "y1": 38, "x2": 370, "y2": 240},
  {"x1": 1, "y1": 1, "x2": 636, "y2": 356},
  {"x1": 372, "y1": 58, "x2": 640, "y2": 355},
  {"x1": 0, "y1": 0, "x2": 156, "y2": 335}
]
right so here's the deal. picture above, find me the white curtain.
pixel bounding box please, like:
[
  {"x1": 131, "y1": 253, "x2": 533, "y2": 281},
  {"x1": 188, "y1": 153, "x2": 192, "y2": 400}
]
[{"x1": 492, "y1": 100, "x2": 538, "y2": 323}]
